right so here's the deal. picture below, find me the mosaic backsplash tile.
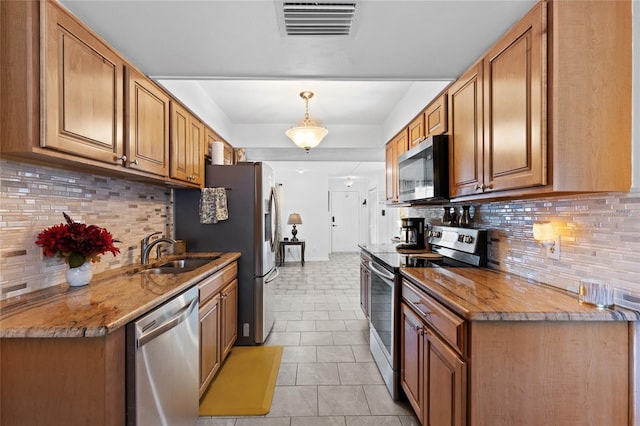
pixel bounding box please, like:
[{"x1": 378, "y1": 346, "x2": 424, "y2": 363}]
[
  {"x1": 410, "y1": 192, "x2": 640, "y2": 295},
  {"x1": 0, "y1": 159, "x2": 173, "y2": 299},
  {"x1": 2, "y1": 157, "x2": 640, "y2": 299}
]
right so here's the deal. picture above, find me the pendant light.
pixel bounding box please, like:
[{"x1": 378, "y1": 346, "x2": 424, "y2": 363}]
[{"x1": 285, "y1": 91, "x2": 328, "y2": 152}]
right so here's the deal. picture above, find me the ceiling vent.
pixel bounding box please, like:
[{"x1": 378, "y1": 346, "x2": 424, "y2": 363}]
[{"x1": 279, "y1": 2, "x2": 357, "y2": 36}]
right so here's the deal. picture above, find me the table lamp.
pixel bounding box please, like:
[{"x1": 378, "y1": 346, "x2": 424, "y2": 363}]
[{"x1": 287, "y1": 213, "x2": 302, "y2": 241}]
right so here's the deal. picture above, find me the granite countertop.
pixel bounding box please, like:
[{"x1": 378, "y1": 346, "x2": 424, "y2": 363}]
[
  {"x1": 401, "y1": 267, "x2": 640, "y2": 322},
  {"x1": 0, "y1": 252, "x2": 241, "y2": 338}
]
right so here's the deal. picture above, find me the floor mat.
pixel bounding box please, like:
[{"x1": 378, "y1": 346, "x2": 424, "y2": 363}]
[{"x1": 199, "y1": 345, "x2": 283, "y2": 416}]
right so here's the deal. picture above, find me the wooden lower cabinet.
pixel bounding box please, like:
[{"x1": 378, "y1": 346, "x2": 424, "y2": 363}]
[
  {"x1": 220, "y1": 279, "x2": 238, "y2": 359},
  {"x1": 198, "y1": 261, "x2": 238, "y2": 396},
  {"x1": 401, "y1": 277, "x2": 630, "y2": 426},
  {"x1": 0, "y1": 328, "x2": 126, "y2": 426},
  {"x1": 199, "y1": 293, "x2": 221, "y2": 394},
  {"x1": 401, "y1": 302, "x2": 465, "y2": 426}
]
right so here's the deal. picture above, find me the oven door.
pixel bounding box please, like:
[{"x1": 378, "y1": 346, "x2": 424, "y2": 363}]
[{"x1": 368, "y1": 260, "x2": 401, "y2": 399}]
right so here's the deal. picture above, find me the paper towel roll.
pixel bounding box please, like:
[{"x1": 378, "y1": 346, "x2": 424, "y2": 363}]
[{"x1": 210, "y1": 141, "x2": 224, "y2": 165}]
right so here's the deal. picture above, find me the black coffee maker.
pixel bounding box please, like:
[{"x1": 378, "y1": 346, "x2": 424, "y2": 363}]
[{"x1": 397, "y1": 217, "x2": 425, "y2": 250}]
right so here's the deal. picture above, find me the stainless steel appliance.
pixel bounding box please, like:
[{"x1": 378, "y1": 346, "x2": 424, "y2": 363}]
[
  {"x1": 396, "y1": 217, "x2": 425, "y2": 250},
  {"x1": 174, "y1": 162, "x2": 279, "y2": 345},
  {"x1": 362, "y1": 225, "x2": 487, "y2": 400},
  {"x1": 397, "y1": 135, "x2": 449, "y2": 203},
  {"x1": 126, "y1": 286, "x2": 199, "y2": 426}
]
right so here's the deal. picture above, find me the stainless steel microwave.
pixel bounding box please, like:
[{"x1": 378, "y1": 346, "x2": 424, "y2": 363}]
[{"x1": 397, "y1": 135, "x2": 449, "y2": 203}]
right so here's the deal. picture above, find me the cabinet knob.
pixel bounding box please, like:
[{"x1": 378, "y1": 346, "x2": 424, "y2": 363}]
[
  {"x1": 116, "y1": 155, "x2": 127, "y2": 165},
  {"x1": 130, "y1": 159, "x2": 138, "y2": 166}
]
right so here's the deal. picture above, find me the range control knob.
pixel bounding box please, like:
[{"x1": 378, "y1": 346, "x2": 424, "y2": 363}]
[
  {"x1": 433, "y1": 231, "x2": 442, "y2": 238},
  {"x1": 457, "y1": 234, "x2": 464, "y2": 242},
  {"x1": 464, "y1": 235, "x2": 474, "y2": 244}
]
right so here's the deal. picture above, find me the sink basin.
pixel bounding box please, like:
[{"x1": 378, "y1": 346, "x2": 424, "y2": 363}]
[
  {"x1": 157, "y1": 258, "x2": 216, "y2": 269},
  {"x1": 137, "y1": 257, "x2": 219, "y2": 275}
]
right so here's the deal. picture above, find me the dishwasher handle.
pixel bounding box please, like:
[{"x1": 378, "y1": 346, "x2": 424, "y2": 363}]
[
  {"x1": 137, "y1": 296, "x2": 198, "y2": 348},
  {"x1": 369, "y1": 262, "x2": 395, "y2": 281}
]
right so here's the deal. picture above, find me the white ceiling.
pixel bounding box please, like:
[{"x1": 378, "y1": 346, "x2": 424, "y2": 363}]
[{"x1": 58, "y1": 0, "x2": 537, "y2": 181}]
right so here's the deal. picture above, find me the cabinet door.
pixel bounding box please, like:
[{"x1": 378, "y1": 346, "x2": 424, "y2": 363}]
[
  {"x1": 392, "y1": 130, "x2": 409, "y2": 201},
  {"x1": 448, "y1": 62, "x2": 484, "y2": 198},
  {"x1": 223, "y1": 143, "x2": 234, "y2": 165},
  {"x1": 220, "y1": 279, "x2": 238, "y2": 359},
  {"x1": 42, "y1": 1, "x2": 124, "y2": 164},
  {"x1": 425, "y1": 94, "x2": 448, "y2": 137},
  {"x1": 401, "y1": 303, "x2": 424, "y2": 420},
  {"x1": 483, "y1": 2, "x2": 546, "y2": 192},
  {"x1": 171, "y1": 103, "x2": 203, "y2": 185},
  {"x1": 199, "y1": 293, "x2": 220, "y2": 396},
  {"x1": 127, "y1": 67, "x2": 169, "y2": 177},
  {"x1": 409, "y1": 114, "x2": 425, "y2": 148},
  {"x1": 385, "y1": 141, "x2": 395, "y2": 201},
  {"x1": 188, "y1": 117, "x2": 205, "y2": 185},
  {"x1": 426, "y1": 330, "x2": 466, "y2": 426}
]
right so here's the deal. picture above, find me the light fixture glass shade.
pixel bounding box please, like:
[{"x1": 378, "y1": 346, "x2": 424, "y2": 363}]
[
  {"x1": 287, "y1": 213, "x2": 303, "y2": 225},
  {"x1": 285, "y1": 125, "x2": 328, "y2": 151},
  {"x1": 532, "y1": 221, "x2": 555, "y2": 242},
  {"x1": 286, "y1": 91, "x2": 328, "y2": 151}
]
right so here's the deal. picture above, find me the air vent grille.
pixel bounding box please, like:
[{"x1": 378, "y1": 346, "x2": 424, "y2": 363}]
[{"x1": 282, "y1": 2, "x2": 357, "y2": 36}]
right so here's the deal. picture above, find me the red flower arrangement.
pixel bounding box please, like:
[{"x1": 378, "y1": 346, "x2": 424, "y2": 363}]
[{"x1": 36, "y1": 213, "x2": 120, "y2": 268}]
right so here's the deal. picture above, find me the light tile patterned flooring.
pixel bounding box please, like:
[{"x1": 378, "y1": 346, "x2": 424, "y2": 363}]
[{"x1": 198, "y1": 253, "x2": 419, "y2": 426}]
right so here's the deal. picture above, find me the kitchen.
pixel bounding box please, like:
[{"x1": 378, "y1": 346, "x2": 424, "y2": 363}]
[{"x1": 1, "y1": 0, "x2": 639, "y2": 425}]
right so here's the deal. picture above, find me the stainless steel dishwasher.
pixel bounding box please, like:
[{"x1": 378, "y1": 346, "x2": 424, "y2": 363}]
[{"x1": 126, "y1": 286, "x2": 199, "y2": 426}]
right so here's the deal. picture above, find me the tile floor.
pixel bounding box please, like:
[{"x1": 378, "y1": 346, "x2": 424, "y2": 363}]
[{"x1": 198, "y1": 253, "x2": 419, "y2": 426}]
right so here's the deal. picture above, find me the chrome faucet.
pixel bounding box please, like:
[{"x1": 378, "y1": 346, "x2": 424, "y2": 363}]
[{"x1": 140, "y1": 232, "x2": 177, "y2": 265}]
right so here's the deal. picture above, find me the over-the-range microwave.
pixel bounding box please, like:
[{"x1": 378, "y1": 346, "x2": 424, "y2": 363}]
[{"x1": 397, "y1": 134, "x2": 449, "y2": 203}]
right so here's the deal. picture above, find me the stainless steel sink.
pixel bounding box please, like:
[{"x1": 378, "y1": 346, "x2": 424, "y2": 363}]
[
  {"x1": 157, "y1": 258, "x2": 216, "y2": 269},
  {"x1": 137, "y1": 257, "x2": 219, "y2": 274}
]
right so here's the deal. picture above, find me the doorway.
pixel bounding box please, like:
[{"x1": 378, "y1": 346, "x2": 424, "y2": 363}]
[{"x1": 330, "y1": 191, "x2": 360, "y2": 252}]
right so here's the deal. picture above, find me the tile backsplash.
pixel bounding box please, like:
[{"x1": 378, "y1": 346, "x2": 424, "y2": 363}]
[
  {"x1": 410, "y1": 191, "x2": 640, "y2": 295},
  {"x1": 0, "y1": 159, "x2": 173, "y2": 299}
]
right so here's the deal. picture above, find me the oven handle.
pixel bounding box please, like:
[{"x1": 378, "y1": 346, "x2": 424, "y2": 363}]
[{"x1": 369, "y1": 262, "x2": 395, "y2": 281}]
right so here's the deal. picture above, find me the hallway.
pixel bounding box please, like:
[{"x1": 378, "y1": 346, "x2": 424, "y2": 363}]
[{"x1": 198, "y1": 253, "x2": 418, "y2": 426}]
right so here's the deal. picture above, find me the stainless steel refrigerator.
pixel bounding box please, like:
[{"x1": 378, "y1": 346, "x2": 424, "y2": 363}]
[{"x1": 174, "y1": 162, "x2": 279, "y2": 345}]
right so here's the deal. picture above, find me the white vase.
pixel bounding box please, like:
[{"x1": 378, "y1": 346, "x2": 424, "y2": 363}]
[{"x1": 66, "y1": 262, "x2": 93, "y2": 287}]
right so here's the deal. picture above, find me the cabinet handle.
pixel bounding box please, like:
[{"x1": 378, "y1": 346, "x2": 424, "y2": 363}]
[
  {"x1": 130, "y1": 159, "x2": 138, "y2": 166},
  {"x1": 116, "y1": 155, "x2": 127, "y2": 165}
]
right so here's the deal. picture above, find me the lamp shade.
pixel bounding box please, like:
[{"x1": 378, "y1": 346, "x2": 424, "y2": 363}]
[
  {"x1": 287, "y1": 213, "x2": 303, "y2": 225},
  {"x1": 532, "y1": 221, "x2": 554, "y2": 242},
  {"x1": 285, "y1": 125, "x2": 328, "y2": 151}
]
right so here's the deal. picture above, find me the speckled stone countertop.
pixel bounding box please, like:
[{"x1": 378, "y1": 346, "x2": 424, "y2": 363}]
[
  {"x1": 401, "y1": 267, "x2": 640, "y2": 321},
  {"x1": 0, "y1": 252, "x2": 241, "y2": 338}
]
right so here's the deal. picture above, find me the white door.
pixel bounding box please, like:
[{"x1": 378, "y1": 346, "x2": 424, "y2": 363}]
[{"x1": 330, "y1": 191, "x2": 360, "y2": 252}]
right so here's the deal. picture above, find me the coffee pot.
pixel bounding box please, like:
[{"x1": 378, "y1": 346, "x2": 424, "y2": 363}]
[{"x1": 397, "y1": 217, "x2": 425, "y2": 250}]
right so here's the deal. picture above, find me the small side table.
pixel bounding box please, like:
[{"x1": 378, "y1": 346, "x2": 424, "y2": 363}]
[{"x1": 280, "y1": 240, "x2": 305, "y2": 266}]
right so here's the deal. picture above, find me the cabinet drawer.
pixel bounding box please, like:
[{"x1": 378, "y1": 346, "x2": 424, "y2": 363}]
[
  {"x1": 199, "y1": 261, "x2": 238, "y2": 304},
  {"x1": 402, "y1": 279, "x2": 466, "y2": 355}
]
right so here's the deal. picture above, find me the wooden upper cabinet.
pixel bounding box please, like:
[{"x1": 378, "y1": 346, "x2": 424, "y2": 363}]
[
  {"x1": 483, "y1": 2, "x2": 545, "y2": 193},
  {"x1": 223, "y1": 144, "x2": 234, "y2": 165},
  {"x1": 408, "y1": 114, "x2": 425, "y2": 148},
  {"x1": 126, "y1": 68, "x2": 169, "y2": 177},
  {"x1": 385, "y1": 129, "x2": 408, "y2": 202},
  {"x1": 425, "y1": 93, "x2": 448, "y2": 137},
  {"x1": 448, "y1": 61, "x2": 484, "y2": 198},
  {"x1": 170, "y1": 102, "x2": 204, "y2": 186},
  {"x1": 42, "y1": 1, "x2": 124, "y2": 164},
  {"x1": 385, "y1": 141, "x2": 395, "y2": 201}
]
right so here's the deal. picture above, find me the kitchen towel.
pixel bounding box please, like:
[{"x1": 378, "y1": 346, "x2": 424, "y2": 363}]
[{"x1": 199, "y1": 187, "x2": 228, "y2": 224}]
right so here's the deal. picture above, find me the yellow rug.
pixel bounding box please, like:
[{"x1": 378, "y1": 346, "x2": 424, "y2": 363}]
[{"x1": 199, "y1": 345, "x2": 283, "y2": 416}]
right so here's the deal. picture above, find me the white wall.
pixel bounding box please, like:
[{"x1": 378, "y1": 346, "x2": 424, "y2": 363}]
[{"x1": 270, "y1": 163, "x2": 331, "y2": 261}]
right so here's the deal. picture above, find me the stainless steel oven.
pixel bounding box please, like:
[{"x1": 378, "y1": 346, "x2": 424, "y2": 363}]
[{"x1": 369, "y1": 259, "x2": 402, "y2": 400}]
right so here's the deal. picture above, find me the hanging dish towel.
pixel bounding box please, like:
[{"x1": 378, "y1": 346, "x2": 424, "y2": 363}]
[{"x1": 200, "y1": 187, "x2": 229, "y2": 224}]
